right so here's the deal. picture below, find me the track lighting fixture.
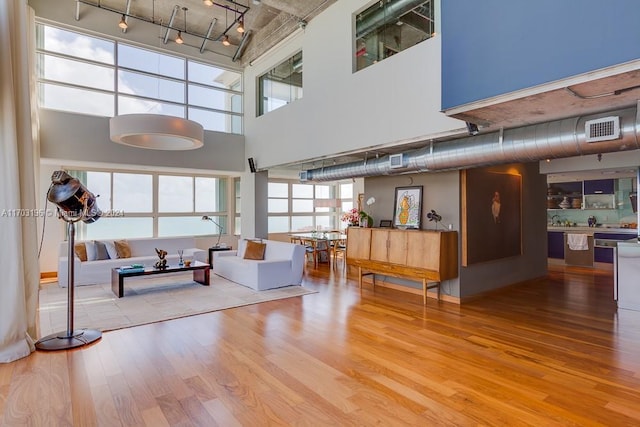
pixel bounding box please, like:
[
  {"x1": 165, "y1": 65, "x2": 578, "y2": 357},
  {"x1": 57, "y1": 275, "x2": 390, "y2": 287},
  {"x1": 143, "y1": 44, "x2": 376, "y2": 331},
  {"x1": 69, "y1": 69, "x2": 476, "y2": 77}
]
[
  {"x1": 118, "y1": 14, "x2": 128, "y2": 29},
  {"x1": 176, "y1": 7, "x2": 187, "y2": 44},
  {"x1": 82, "y1": 0, "x2": 251, "y2": 54}
]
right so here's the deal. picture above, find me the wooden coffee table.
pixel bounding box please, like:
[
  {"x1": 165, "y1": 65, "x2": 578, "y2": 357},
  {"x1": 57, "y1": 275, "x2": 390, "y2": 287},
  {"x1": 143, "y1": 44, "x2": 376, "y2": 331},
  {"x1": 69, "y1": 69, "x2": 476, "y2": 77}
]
[{"x1": 111, "y1": 261, "x2": 210, "y2": 298}]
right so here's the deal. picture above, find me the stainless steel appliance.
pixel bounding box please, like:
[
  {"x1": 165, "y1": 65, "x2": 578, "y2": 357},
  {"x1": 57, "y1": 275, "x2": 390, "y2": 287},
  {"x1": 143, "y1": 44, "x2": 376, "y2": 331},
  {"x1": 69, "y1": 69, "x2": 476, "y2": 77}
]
[{"x1": 616, "y1": 241, "x2": 640, "y2": 311}]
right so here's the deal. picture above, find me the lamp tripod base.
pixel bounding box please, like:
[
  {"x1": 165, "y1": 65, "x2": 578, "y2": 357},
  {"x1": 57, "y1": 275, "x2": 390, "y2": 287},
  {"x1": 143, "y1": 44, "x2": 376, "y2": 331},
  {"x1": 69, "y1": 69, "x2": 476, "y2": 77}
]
[{"x1": 35, "y1": 329, "x2": 102, "y2": 351}]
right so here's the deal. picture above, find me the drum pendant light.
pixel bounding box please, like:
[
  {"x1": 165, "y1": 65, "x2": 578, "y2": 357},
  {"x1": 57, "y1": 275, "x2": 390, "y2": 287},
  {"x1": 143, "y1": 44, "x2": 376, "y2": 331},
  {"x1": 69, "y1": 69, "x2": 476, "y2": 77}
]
[{"x1": 109, "y1": 114, "x2": 204, "y2": 150}]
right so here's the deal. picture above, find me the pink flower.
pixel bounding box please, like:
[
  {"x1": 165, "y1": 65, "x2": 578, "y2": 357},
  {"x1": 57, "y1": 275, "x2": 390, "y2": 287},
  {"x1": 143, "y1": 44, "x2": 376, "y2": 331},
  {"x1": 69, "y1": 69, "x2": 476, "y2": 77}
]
[{"x1": 340, "y1": 208, "x2": 360, "y2": 224}]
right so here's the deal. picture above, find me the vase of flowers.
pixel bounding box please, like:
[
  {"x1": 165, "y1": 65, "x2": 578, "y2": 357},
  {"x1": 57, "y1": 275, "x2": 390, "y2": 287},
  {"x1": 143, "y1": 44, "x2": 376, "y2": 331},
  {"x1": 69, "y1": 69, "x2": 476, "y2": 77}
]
[
  {"x1": 361, "y1": 197, "x2": 375, "y2": 227},
  {"x1": 341, "y1": 208, "x2": 361, "y2": 227}
]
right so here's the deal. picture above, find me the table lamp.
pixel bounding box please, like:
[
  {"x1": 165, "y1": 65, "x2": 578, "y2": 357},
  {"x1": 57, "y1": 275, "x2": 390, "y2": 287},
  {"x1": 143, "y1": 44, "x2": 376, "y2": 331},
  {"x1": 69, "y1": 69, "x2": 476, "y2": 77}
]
[{"x1": 202, "y1": 215, "x2": 223, "y2": 248}]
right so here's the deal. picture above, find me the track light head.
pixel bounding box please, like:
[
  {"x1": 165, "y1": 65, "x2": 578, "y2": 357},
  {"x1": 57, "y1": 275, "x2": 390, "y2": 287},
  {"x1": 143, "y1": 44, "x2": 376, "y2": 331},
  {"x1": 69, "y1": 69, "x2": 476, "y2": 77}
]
[
  {"x1": 203, "y1": 0, "x2": 214, "y2": 5},
  {"x1": 176, "y1": 31, "x2": 184, "y2": 44},
  {"x1": 222, "y1": 34, "x2": 230, "y2": 46},
  {"x1": 118, "y1": 14, "x2": 128, "y2": 29},
  {"x1": 237, "y1": 18, "x2": 245, "y2": 33}
]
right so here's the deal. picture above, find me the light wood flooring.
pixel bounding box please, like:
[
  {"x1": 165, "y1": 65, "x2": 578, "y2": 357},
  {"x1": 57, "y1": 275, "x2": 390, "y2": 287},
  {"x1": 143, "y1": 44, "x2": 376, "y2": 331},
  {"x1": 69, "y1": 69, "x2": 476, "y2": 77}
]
[{"x1": 1, "y1": 262, "x2": 640, "y2": 426}]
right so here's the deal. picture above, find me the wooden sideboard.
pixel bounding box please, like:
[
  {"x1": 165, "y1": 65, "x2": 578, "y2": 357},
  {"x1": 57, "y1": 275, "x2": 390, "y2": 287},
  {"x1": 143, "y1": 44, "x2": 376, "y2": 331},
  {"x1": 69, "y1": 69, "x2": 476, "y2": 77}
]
[{"x1": 346, "y1": 227, "x2": 458, "y2": 304}]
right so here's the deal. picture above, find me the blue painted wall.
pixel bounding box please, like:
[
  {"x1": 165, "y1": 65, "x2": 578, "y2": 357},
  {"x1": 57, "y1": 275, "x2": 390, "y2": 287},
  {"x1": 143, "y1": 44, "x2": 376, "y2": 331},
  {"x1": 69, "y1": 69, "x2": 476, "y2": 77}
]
[{"x1": 441, "y1": 0, "x2": 640, "y2": 110}]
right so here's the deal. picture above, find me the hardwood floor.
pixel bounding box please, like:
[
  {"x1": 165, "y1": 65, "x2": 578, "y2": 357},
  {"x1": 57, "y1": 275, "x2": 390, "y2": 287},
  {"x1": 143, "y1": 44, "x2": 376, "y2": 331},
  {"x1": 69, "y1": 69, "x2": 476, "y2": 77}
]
[{"x1": 2, "y1": 263, "x2": 640, "y2": 426}]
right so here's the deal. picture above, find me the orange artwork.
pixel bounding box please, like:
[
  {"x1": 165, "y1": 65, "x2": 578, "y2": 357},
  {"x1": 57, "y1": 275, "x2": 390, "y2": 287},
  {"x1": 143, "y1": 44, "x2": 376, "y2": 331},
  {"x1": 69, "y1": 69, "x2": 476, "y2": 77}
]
[{"x1": 393, "y1": 186, "x2": 422, "y2": 229}]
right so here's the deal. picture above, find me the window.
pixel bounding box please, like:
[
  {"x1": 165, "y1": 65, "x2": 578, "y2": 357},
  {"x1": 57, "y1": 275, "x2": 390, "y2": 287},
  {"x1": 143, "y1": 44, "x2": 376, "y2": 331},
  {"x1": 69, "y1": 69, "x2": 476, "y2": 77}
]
[
  {"x1": 68, "y1": 169, "x2": 228, "y2": 240},
  {"x1": 258, "y1": 51, "x2": 303, "y2": 116},
  {"x1": 267, "y1": 180, "x2": 352, "y2": 232},
  {"x1": 36, "y1": 24, "x2": 243, "y2": 134},
  {"x1": 354, "y1": 0, "x2": 435, "y2": 72},
  {"x1": 234, "y1": 178, "x2": 241, "y2": 235}
]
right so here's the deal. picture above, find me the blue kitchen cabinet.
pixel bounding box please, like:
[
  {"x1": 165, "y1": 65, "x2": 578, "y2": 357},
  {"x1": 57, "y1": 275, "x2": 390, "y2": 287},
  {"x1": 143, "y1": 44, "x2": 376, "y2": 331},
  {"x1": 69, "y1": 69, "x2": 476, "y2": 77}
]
[
  {"x1": 593, "y1": 232, "x2": 637, "y2": 263},
  {"x1": 583, "y1": 179, "x2": 615, "y2": 195},
  {"x1": 548, "y1": 231, "x2": 565, "y2": 259}
]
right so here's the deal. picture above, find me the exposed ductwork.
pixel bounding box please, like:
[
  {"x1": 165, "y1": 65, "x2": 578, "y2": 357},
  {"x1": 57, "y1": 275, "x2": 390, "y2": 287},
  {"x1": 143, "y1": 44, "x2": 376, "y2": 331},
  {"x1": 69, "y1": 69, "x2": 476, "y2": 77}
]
[
  {"x1": 356, "y1": 0, "x2": 429, "y2": 38},
  {"x1": 303, "y1": 105, "x2": 640, "y2": 182}
]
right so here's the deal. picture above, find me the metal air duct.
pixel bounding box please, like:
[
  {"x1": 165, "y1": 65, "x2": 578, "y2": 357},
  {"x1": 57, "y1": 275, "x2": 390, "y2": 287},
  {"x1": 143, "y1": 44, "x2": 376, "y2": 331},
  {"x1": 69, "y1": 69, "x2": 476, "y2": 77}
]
[
  {"x1": 356, "y1": 0, "x2": 429, "y2": 38},
  {"x1": 304, "y1": 105, "x2": 640, "y2": 182}
]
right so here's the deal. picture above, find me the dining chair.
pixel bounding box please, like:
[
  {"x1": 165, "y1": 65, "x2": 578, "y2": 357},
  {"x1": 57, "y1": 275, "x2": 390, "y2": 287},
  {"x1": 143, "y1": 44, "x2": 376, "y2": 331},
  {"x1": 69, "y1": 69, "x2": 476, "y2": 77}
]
[
  {"x1": 291, "y1": 236, "x2": 316, "y2": 266},
  {"x1": 332, "y1": 238, "x2": 347, "y2": 271},
  {"x1": 314, "y1": 239, "x2": 331, "y2": 267}
]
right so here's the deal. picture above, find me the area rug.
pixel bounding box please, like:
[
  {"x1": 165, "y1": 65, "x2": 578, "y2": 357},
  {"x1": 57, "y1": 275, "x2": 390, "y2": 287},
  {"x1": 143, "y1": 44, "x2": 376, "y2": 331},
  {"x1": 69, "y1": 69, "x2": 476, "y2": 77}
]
[{"x1": 38, "y1": 273, "x2": 316, "y2": 335}]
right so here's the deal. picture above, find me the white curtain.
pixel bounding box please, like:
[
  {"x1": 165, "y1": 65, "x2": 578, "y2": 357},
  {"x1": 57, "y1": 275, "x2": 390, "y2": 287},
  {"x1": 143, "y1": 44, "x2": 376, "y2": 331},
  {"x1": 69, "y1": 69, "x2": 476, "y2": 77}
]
[{"x1": 0, "y1": 0, "x2": 40, "y2": 363}]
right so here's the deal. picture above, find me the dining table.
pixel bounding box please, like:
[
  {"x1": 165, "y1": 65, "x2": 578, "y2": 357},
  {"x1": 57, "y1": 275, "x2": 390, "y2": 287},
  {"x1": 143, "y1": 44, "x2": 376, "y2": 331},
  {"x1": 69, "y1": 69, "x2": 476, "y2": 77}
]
[{"x1": 289, "y1": 231, "x2": 347, "y2": 268}]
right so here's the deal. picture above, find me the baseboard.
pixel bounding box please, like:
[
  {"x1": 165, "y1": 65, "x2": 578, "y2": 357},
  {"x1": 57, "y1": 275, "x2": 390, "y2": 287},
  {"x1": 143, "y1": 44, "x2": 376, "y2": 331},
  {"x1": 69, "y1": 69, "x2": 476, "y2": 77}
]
[{"x1": 41, "y1": 271, "x2": 57, "y2": 279}]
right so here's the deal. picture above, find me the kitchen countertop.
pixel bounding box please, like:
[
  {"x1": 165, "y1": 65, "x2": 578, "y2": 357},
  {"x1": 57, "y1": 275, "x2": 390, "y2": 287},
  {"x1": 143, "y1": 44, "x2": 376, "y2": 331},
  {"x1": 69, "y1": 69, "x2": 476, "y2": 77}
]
[{"x1": 547, "y1": 226, "x2": 638, "y2": 234}]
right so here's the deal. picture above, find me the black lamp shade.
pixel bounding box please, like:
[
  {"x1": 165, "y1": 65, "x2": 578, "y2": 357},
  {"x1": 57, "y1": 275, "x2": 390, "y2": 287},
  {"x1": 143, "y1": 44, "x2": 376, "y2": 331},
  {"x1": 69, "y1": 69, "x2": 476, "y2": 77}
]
[{"x1": 47, "y1": 171, "x2": 101, "y2": 223}]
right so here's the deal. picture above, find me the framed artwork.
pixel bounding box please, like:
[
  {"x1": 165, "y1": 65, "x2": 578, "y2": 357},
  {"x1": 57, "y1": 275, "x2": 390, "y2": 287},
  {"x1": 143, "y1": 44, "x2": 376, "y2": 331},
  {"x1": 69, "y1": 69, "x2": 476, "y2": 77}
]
[
  {"x1": 462, "y1": 168, "x2": 522, "y2": 266},
  {"x1": 393, "y1": 186, "x2": 422, "y2": 229}
]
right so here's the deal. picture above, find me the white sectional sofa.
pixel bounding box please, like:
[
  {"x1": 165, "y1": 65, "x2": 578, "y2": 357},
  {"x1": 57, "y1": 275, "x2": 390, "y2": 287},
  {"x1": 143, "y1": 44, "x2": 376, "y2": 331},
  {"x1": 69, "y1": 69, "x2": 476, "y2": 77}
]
[
  {"x1": 58, "y1": 236, "x2": 207, "y2": 287},
  {"x1": 213, "y1": 239, "x2": 305, "y2": 291}
]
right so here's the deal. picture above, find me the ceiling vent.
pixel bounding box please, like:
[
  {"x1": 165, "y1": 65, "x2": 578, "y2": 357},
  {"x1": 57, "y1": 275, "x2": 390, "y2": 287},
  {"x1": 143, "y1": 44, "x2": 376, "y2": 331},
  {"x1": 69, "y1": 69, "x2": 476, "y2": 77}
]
[
  {"x1": 299, "y1": 170, "x2": 309, "y2": 181},
  {"x1": 389, "y1": 153, "x2": 404, "y2": 169},
  {"x1": 585, "y1": 116, "x2": 620, "y2": 143}
]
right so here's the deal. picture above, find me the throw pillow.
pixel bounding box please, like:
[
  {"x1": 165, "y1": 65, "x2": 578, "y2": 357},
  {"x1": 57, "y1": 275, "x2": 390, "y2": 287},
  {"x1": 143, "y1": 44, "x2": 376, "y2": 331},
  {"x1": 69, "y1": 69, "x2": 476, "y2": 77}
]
[
  {"x1": 74, "y1": 243, "x2": 87, "y2": 261},
  {"x1": 114, "y1": 240, "x2": 132, "y2": 258},
  {"x1": 94, "y1": 241, "x2": 110, "y2": 260},
  {"x1": 102, "y1": 240, "x2": 119, "y2": 259},
  {"x1": 84, "y1": 241, "x2": 97, "y2": 261},
  {"x1": 243, "y1": 240, "x2": 266, "y2": 260}
]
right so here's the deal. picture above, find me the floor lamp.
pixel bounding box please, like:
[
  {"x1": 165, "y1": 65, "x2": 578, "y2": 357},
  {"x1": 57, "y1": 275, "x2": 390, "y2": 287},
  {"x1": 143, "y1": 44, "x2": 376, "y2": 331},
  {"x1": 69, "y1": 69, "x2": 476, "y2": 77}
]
[{"x1": 35, "y1": 171, "x2": 102, "y2": 351}]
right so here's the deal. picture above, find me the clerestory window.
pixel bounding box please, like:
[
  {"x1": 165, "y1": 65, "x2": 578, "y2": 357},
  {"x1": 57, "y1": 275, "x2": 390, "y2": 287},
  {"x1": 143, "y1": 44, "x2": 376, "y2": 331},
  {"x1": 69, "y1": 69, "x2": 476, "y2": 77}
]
[
  {"x1": 257, "y1": 51, "x2": 303, "y2": 116},
  {"x1": 354, "y1": 0, "x2": 435, "y2": 72}
]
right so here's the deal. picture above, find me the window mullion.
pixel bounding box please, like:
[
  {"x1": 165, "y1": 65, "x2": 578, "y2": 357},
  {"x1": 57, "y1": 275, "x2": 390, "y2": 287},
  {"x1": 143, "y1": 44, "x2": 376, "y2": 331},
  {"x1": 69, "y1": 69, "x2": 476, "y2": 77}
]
[{"x1": 114, "y1": 42, "x2": 119, "y2": 116}]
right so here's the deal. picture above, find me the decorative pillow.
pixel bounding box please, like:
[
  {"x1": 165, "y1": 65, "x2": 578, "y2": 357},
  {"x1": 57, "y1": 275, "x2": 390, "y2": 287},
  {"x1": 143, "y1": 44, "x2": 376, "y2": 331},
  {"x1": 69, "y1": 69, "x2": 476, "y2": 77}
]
[
  {"x1": 114, "y1": 240, "x2": 131, "y2": 258},
  {"x1": 101, "y1": 240, "x2": 119, "y2": 259},
  {"x1": 84, "y1": 241, "x2": 97, "y2": 261},
  {"x1": 94, "y1": 241, "x2": 110, "y2": 260},
  {"x1": 74, "y1": 243, "x2": 87, "y2": 261},
  {"x1": 243, "y1": 240, "x2": 266, "y2": 260}
]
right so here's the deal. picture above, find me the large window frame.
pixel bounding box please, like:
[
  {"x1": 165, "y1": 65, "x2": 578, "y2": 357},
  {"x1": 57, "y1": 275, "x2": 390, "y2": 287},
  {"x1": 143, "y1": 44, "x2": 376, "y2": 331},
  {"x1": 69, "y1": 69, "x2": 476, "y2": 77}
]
[
  {"x1": 267, "y1": 179, "x2": 353, "y2": 232},
  {"x1": 67, "y1": 169, "x2": 232, "y2": 240},
  {"x1": 36, "y1": 23, "x2": 244, "y2": 134},
  {"x1": 354, "y1": 0, "x2": 435, "y2": 72},
  {"x1": 257, "y1": 51, "x2": 303, "y2": 116}
]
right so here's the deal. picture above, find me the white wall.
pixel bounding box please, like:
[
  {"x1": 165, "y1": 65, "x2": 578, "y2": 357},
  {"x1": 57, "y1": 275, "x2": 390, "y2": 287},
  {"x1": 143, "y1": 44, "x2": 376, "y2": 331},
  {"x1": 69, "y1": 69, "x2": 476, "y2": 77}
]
[
  {"x1": 243, "y1": 0, "x2": 465, "y2": 170},
  {"x1": 40, "y1": 110, "x2": 245, "y2": 173}
]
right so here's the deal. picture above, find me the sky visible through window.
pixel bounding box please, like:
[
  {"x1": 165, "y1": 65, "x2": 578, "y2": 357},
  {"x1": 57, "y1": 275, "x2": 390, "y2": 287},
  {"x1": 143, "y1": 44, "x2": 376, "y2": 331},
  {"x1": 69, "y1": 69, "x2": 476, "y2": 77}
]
[{"x1": 38, "y1": 25, "x2": 242, "y2": 133}]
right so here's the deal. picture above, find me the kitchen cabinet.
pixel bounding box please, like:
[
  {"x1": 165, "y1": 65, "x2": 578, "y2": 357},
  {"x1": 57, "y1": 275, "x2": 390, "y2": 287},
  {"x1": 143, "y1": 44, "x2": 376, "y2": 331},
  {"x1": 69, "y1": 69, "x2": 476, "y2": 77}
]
[
  {"x1": 548, "y1": 231, "x2": 565, "y2": 259},
  {"x1": 594, "y1": 232, "x2": 637, "y2": 263},
  {"x1": 584, "y1": 179, "x2": 615, "y2": 194},
  {"x1": 547, "y1": 181, "x2": 582, "y2": 209},
  {"x1": 583, "y1": 179, "x2": 616, "y2": 209}
]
